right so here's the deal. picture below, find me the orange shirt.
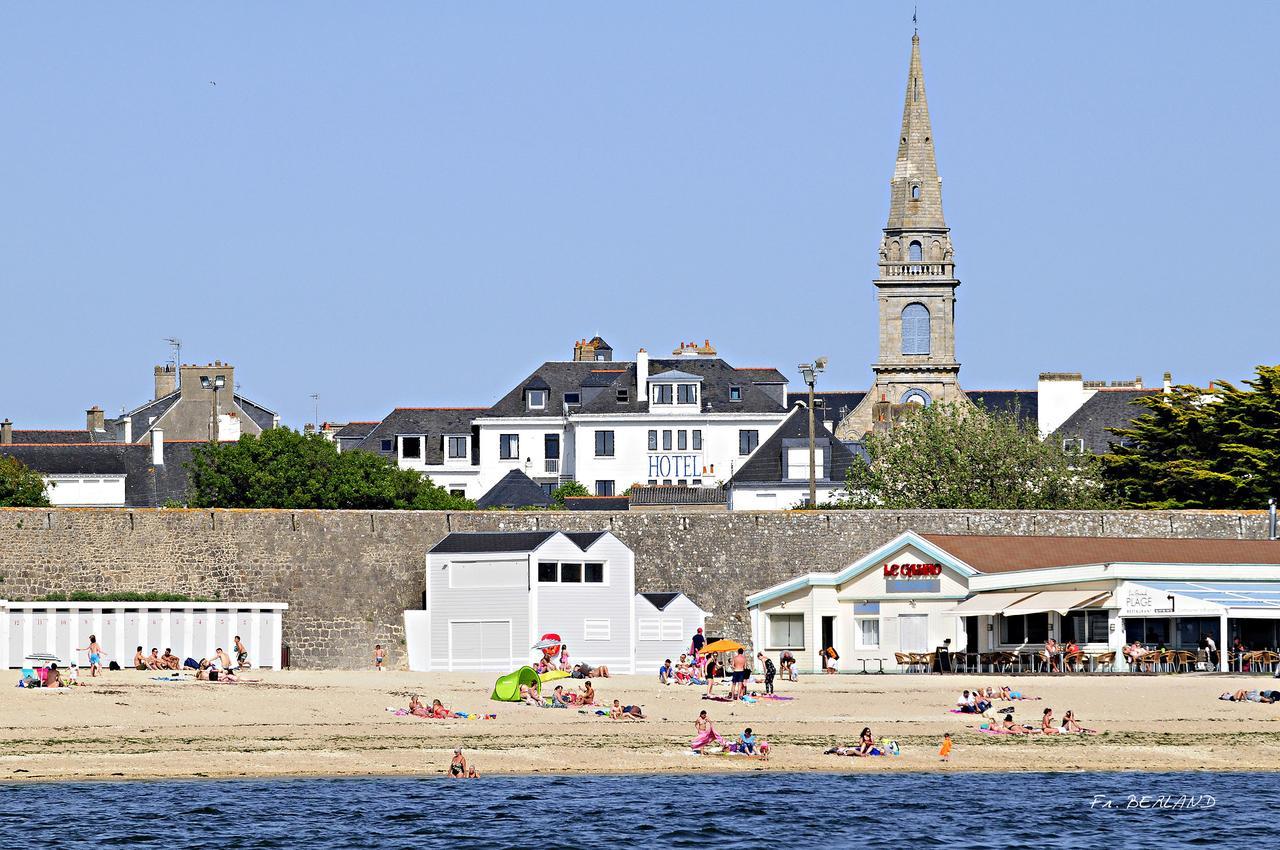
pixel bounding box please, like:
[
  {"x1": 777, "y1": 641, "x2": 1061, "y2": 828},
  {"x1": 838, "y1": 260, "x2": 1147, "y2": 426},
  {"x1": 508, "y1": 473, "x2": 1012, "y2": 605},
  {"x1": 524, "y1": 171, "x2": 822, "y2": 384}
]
[{"x1": 939, "y1": 738, "x2": 952, "y2": 757}]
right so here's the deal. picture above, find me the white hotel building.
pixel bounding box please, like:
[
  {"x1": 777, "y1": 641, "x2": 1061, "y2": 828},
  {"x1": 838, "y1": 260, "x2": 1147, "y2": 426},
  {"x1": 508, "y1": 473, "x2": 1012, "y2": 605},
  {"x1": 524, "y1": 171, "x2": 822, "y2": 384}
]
[{"x1": 352, "y1": 338, "x2": 790, "y2": 501}]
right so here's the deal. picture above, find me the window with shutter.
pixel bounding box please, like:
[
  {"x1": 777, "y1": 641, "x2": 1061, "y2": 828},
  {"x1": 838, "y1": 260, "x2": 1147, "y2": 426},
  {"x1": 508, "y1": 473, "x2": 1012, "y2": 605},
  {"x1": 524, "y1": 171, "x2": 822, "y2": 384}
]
[{"x1": 901, "y1": 303, "x2": 931, "y2": 355}]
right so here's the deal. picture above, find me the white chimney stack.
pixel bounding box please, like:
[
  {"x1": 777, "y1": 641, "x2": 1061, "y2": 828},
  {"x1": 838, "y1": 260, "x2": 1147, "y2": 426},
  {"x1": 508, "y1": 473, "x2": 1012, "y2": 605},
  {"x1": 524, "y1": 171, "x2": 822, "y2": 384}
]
[
  {"x1": 122, "y1": 416, "x2": 132, "y2": 444},
  {"x1": 636, "y1": 348, "x2": 649, "y2": 404},
  {"x1": 151, "y1": 428, "x2": 165, "y2": 465}
]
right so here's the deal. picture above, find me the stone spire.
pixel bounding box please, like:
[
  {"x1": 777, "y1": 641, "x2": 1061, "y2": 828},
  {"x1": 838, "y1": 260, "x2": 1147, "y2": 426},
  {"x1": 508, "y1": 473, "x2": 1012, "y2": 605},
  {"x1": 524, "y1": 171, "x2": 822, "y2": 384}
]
[{"x1": 885, "y1": 33, "x2": 946, "y2": 232}]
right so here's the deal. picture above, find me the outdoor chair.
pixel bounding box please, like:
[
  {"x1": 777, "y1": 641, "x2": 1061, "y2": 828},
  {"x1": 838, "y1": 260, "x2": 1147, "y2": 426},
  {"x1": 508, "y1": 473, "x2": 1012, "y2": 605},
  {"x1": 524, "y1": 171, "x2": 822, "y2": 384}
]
[
  {"x1": 1172, "y1": 650, "x2": 1196, "y2": 673},
  {"x1": 894, "y1": 652, "x2": 912, "y2": 672},
  {"x1": 1063, "y1": 651, "x2": 1085, "y2": 673},
  {"x1": 994, "y1": 652, "x2": 1017, "y2": 673},
  {"x1": 1091, "y1": 651, "x2": 1116, "y2": 672},
  {"x1": 1254, "y1": 651, "x2": 1280, "y2": 674},
  {"x1": 1137, "y1": 651, "x2": 1162, "y2": 673}
]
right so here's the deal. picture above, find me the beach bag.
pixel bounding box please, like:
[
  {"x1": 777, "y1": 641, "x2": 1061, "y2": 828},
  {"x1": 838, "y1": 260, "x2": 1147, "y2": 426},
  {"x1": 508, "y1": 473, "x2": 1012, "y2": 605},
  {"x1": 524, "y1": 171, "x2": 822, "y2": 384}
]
[
  {"x1": 108, "y1": 661, "x2": 121, "y2": 671},
  {"x1": 209, "y1": 670, "x2": 219, "y2": 681}
]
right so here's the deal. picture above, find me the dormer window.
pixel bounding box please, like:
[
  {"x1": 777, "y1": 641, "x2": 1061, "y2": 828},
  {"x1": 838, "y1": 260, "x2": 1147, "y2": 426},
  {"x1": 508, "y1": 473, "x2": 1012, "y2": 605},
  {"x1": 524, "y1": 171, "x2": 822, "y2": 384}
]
[
  {"x1": 526, "y1": 389, "x2": 547, "y2": 410},
  {"x1": 729, "y1": 386, "x2": 742, "y2": 402},
  {"x1": 400, "y1": 436, "x2": 422, "y2": 460},
  {"x1": 564, "y1": 392, "x2": 581, "y2": 407},
  {"x1": 654, "y1": 385, "x2": 673, "y2": 405},
  {"x1": 677, "y1": 384, "x2": 698, "y2": 405},
  {"x1": 616, "y1": 388, "x2": 629, "y2": 403}
]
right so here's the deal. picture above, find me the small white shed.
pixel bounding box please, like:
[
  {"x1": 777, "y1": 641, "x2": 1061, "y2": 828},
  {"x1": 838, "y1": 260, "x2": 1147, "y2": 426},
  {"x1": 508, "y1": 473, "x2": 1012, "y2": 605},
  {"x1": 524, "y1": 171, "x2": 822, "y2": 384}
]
[
  {"x1": 633, "y1": 592, "x2": 710, "y2": 674},
  {"x1": 406, "y1": 530, "x2": 637, "y2": 674}
]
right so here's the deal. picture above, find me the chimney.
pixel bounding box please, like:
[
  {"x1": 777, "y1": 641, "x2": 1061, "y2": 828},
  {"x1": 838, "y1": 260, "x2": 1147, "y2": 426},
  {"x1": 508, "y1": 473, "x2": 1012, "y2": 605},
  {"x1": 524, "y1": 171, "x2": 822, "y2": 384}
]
[
  {"x1": 0, "y1": 419, "x2": 11, "y2": 445},
  {"x1": 122, "y1": 416, "x2": 132, "y2": 443},
  {"x1": 154, "y1": 364, "x2": 177, "y2": 399},
  {"x1": 151, "y1": 428, "x2": 165, "y2": 465},
  {"x1": 1134, "y1": 376, "x2": 1143, "y2": 389},
  {"x1": 636, "y1": 348, "x2": 649, "y2": 403},
  {"x1": 1163, "y1": 372, "x2": 1173, "y2": 393},
  {"x1": 86, "y1": 405, "x2": 105, "y2": 432}
]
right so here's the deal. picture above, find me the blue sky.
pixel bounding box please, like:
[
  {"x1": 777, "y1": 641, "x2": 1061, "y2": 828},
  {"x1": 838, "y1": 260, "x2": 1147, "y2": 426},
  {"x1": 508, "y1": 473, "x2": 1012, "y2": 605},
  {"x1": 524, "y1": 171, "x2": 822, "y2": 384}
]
[{"x1": 2, "y1": 3, "x2": 1276, "y2": 428}]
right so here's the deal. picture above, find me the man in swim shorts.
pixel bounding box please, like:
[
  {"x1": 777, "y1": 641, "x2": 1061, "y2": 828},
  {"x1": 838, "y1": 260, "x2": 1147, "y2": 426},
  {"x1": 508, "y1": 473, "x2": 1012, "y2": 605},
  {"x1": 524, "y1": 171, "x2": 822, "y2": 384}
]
[{"x1": 730, "y1": 648, "x2": 749, "y2": 699}]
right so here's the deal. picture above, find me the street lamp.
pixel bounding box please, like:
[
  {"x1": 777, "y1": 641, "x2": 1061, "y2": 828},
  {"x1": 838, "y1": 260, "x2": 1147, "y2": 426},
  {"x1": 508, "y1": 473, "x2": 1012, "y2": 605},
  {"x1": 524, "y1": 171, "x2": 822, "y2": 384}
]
[
  {"x1": 797, "y1": 356, "x2": 828, "y2": 508},
  {"x1": 200, "y1": 374, "x2": 226, "y2": 442}
]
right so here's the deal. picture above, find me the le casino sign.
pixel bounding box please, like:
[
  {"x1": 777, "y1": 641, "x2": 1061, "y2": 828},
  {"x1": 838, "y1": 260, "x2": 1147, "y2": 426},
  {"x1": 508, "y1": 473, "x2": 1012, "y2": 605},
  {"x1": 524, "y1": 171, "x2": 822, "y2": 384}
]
[{"x1": 882, "y1": 562, "x2": 943, "y2": 578}]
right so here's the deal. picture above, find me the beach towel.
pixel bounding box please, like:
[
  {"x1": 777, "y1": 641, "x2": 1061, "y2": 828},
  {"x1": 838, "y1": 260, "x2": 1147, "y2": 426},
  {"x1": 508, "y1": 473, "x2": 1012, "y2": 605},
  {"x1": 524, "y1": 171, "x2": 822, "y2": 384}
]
[
  {"x1": 701, "y1": 695, "x2": 735, "y2": 702},
  {"x1": 386, "y1": 707, "x2": 496, "y2": 720},
  {"x1": 760, "y1": 694, "x2": 795, "y2": 701}
]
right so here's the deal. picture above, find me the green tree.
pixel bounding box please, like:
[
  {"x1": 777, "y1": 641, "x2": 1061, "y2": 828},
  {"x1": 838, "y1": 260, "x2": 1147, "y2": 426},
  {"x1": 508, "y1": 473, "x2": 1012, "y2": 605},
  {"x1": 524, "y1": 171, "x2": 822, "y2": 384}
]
[
  {"x1": 841, "y1": 402, "x2": 1108, "y2": 509},
  {"x1": 0, "y1": 456, "x2": 51, "y2": 507},
  {"x1": 1103, "y1": 365, "x2": 1280, "y2": 508},
  {"x1": 550, "y1": 480, "x2": 589, "y2": 507},
  {"x1": 187, "y1": 428, "x2": 475, "y2": 510}
]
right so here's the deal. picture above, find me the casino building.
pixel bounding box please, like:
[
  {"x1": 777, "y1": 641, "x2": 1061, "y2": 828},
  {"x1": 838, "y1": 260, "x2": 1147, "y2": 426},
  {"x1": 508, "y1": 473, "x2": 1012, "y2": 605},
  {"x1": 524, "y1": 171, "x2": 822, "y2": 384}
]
[{"x1": 747, "y1": 531, "x2": 1280, "y2": 674}]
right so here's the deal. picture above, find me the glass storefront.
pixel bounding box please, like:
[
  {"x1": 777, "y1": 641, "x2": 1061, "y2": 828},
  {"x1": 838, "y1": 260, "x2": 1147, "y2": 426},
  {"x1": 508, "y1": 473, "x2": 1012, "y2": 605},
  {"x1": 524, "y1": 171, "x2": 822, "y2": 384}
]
[{"x1": 1124, "y1": 616, "x2": 1219, "y2": 650}]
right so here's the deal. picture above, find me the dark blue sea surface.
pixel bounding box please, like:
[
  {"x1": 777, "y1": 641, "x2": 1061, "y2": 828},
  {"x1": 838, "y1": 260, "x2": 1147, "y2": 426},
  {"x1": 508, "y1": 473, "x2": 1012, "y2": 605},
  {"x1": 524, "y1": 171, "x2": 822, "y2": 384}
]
[{"x1": 0, "y1": 771, "x2": 1271, "y2": 848}]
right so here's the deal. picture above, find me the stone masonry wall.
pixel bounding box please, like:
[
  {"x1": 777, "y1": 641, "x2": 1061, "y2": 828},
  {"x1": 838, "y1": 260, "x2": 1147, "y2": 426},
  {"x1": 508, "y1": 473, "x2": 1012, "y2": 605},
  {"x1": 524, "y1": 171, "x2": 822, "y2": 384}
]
[{"x1": 0, "y1": 508, "x2": 1272, "y2": 669}]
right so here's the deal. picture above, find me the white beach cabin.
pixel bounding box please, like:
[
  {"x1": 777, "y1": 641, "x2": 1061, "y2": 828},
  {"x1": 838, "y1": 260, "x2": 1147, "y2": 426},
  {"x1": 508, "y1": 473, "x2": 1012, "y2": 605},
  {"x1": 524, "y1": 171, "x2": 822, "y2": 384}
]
[
  {"x1": 633, "y1": 592, "x2": 710, "y2": 674},
  {"x1": 406, "y1": 530, "x2": 637, "y2": 673}
]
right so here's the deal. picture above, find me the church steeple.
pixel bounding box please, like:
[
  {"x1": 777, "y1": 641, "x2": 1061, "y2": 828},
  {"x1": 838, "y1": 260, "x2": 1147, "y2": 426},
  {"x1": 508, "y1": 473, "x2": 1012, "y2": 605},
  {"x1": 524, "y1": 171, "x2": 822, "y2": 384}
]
[
  {"x1": 886, "y1": 33, "x2": 946, "y2": 232},
  {"x1": 836, "y1": 30, "x2": 966, "y2": 439}
]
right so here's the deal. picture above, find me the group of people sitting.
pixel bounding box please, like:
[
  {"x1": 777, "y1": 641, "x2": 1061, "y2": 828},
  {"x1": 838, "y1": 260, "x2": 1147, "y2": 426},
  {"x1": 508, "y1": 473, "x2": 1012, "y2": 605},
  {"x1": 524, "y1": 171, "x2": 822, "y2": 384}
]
[
  {"x1": 658, "y1": 649, "x2": 783, "y2": 699},
  {"x1": 532, "y1": 645, "x2": 610, "y2": 679},
  {"x1": 825, "y1": 727, "x2": 898, "y2": 757},
  {"x1": 955, "y1": 685, "x2": 1025, "y2": 713},
  {"x1": 134, "y1": 647, "x2": 182, "y2": 670},
  {"x1": 690, "y1": 709, "x2": 767, "y2": 755},
  {"x1": 990, "y1": 706, "x2": 1095, "y2": 734},
  {"x1": 519, "y1": 679, "x2": 597, "y2": 708},
  {"x1": 409, "y1": 695, "x2": 463, "y2": 718},
  {"x1": 1219, "y1": 689, "x2": 1280, "y2": 703}
]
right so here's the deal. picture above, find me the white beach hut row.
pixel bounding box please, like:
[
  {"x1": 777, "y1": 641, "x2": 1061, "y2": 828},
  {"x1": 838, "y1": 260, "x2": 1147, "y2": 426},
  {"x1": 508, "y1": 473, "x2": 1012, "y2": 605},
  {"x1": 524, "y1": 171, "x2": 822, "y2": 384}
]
[
  {"x1": 1, "y1": 600, "x2": 288, "y2": 670},
  {"x1": 403, "y1": 530, "x2": 708, "y2": 674}
]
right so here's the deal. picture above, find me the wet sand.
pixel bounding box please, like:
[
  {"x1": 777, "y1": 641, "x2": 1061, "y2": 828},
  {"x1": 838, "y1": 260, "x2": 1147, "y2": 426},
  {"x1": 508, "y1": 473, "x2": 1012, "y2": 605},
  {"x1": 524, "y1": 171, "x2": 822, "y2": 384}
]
[{"x1": 3, "y1": 670, "x2": 1279, "y2": 781}]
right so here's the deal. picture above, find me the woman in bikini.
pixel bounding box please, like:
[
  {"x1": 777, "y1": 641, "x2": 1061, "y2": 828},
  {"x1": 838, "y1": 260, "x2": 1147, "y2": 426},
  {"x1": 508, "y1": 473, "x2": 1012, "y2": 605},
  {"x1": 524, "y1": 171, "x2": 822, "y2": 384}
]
[
  {"x1": 1060, "y1": 710, "x2": 1097, "y2": 733},
  {"x1": 408, "y1": 695, "x2": 431, "y2": 717},
  {"x1": 1041, "y1": 708, "x2": 1060, "y2": 734},
  {"x1": 999, "y1": 713, "x2": 1037, "y2": 734}
]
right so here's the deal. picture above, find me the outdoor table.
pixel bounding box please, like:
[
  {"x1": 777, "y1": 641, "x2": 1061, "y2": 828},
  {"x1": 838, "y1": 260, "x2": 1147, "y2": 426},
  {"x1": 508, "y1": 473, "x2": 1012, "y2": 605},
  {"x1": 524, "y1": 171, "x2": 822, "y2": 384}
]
[{"x1": 856, "y1": 658, "x2": 885, "y2": 674}]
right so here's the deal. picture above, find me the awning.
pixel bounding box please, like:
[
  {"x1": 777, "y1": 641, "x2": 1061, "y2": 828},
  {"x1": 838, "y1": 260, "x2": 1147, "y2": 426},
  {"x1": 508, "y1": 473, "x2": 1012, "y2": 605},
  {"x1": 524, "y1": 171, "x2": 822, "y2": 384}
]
[
  {"x1": 1002, "y1": 590, "x2": 1112, "y2": 616},
  {"x1": 947, "y1": 591, "x2": 1038, "y2": 616}
]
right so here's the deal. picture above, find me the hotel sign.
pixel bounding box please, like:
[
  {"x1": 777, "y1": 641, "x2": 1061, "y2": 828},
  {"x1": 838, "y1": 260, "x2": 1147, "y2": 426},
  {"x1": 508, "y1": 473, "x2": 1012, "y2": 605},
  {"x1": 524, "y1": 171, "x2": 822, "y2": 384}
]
[{"x1": 647, "y1": 454, "x2": 702, "y2": 479}]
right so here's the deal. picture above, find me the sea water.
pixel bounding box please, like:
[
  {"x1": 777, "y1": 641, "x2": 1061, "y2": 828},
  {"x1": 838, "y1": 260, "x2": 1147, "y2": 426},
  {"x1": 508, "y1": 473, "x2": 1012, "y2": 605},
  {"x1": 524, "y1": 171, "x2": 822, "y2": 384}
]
[{"x1": 0, "y1": 771, "x2": 1271, "y2": 848}]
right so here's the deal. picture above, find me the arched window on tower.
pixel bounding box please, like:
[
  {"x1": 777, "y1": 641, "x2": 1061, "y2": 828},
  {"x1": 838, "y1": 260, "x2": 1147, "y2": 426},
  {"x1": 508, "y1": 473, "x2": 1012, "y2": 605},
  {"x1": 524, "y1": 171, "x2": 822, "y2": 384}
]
[
  {"x1": 902, "y1": 303, "x2": 931, "y2": 355},
  {"x1": 911, "y1": 184, "x2": 921, "y2": 200},
  {"x1": 908, "y1": 241, "x2": 923, "y2": 262}
]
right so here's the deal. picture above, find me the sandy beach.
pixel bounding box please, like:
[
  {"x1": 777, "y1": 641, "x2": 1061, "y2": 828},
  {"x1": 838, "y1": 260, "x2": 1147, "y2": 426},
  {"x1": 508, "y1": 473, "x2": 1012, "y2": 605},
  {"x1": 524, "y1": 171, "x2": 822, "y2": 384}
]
[{"x1": 3, "y1": 670, "x2": 1280, "y2": 782}]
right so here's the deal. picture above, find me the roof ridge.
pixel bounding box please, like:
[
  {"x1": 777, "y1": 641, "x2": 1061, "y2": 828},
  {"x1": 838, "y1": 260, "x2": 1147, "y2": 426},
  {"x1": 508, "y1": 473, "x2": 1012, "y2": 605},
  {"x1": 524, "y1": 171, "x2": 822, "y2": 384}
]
[{"x1": 392, "y1": 406, "x2": 487, "y2": 411}]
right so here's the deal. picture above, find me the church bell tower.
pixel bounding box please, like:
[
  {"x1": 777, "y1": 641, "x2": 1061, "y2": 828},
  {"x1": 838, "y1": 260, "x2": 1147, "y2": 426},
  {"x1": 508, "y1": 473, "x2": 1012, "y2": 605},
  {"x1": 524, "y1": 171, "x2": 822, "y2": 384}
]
[{"x1": 838, "y1": 31, "x2": 965, "y2": 438}]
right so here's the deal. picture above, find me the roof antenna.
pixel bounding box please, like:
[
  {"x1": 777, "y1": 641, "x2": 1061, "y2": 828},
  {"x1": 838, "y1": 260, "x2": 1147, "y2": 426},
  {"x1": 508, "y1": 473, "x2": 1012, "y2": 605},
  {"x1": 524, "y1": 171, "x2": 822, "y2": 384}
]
[
  {"x1": 913, "y1": 4, "x2": 918, "y2": 35},
  {"x1": 164, "y1": 337, "x2": 182, "y2": 387}
]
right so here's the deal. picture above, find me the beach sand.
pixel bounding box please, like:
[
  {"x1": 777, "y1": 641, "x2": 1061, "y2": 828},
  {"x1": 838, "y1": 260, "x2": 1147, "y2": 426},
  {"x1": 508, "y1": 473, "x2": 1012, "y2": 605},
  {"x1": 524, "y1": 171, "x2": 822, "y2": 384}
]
[{"x1": 3, "y1": 670, "x2": 1280, "y2": 781}]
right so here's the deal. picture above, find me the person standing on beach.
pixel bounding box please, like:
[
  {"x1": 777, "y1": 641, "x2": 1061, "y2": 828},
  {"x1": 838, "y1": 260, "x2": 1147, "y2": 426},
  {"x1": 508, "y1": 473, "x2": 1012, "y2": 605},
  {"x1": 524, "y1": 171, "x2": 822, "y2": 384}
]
[
  {"x1": 78, "y1": 635, "x2": 104, "y2": 678},
  {"x1": 939, "y1": 732, "x2": 952, "y2": 762},
  {"x1": 691, "y1": 627, "x2": 705, "y2": 656},
  {"x1": 234, "y1": 636, "x2": 250, "y2": 669},
  {"x1": 758, "y1": 653, "x2": 776, "y2": 694},
  {"x1": 1204, "y1": 634, "x2": 1218, "y2": 670},
  {"x1": 730, "y1": 649, "x2": 748, "y2": 699},
  {"x1": 374, "y1": 644, "x2": 386, "y2": 671}
]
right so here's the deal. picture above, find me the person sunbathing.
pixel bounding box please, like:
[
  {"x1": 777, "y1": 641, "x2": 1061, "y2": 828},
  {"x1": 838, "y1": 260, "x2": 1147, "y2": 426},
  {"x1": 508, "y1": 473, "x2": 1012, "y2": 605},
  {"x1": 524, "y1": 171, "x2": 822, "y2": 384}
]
[
  {"x1": 430, "y1": 699, "x2": 453, "y2": 718},
  {"x1": 408, "y1": 695, "x2": 431, "y2": 717},
  {"x1": 519, "y1": 683, "x2": 541, "y2": 706},
  {"x1": 1041, "y1": 708, "x2": 1060, "y2": 734},
  {"x1": 195, "y1": 659, "x2": 212, "y2": 680},
  {"x1": 44, "y1": 664, "x2": 64, "y2": 688},
  {"x1": 1221, "y1": 689, "x2": 1274, "y2": 703},
  {"x1": 998, "y1": 714, "x2": 1037, "y2": 734},
  {"x1": 1060, "y1": 710, "x2": 1097, "y2": 733}
]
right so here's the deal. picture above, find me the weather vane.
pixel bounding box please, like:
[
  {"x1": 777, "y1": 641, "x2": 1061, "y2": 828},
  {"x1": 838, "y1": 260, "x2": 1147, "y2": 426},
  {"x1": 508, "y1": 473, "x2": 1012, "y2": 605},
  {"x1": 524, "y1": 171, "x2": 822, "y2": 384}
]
[{"x1": 913, "y1": 5, "x2": 918, "y2": 34}]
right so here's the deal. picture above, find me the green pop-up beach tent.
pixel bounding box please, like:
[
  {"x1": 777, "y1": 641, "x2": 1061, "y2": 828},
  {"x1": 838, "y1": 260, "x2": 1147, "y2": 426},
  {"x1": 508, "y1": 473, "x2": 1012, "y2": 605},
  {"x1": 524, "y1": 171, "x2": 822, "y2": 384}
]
[{"x1": 491, "y1": 666, "x2": 541, "y2": 701}]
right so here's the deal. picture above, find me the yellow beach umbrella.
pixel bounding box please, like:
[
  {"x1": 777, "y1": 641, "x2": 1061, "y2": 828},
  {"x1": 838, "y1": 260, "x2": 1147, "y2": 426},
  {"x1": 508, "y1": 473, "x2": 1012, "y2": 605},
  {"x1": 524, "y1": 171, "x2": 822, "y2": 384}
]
[{"x1": 699, "y1": 639, "x2": 744, "y2": 655}]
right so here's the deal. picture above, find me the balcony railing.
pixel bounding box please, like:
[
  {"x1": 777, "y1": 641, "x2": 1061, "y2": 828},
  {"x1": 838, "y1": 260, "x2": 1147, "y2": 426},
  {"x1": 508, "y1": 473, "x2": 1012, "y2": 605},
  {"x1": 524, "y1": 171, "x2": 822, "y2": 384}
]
[
  {"x1": 544, "y1": 458, "x2": 559, "y2": 474},
  {"x1": 881, "y1": 261, "x2": 952, "y2": 278}
]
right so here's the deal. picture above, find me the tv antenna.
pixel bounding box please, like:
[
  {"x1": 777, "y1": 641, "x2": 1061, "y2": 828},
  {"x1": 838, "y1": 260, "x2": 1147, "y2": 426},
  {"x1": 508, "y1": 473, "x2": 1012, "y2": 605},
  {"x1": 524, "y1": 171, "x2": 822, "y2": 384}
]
[
  {"x1": 164, "y1": 337, "x2": 182, "y2": 386},
  {"x1": 310, "y1": 393, "x2": 320, "y2": 429}
]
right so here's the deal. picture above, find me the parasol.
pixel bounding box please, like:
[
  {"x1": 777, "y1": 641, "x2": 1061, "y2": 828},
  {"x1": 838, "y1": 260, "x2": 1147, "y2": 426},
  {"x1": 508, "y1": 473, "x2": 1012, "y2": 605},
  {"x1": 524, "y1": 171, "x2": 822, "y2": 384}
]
[{"x1": 698, "y1": 639, "x2": 744, "y2": 655}]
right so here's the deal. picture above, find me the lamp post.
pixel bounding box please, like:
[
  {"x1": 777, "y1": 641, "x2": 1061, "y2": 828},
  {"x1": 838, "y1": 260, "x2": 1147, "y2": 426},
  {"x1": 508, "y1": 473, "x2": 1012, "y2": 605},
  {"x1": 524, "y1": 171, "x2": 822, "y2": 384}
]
[
  {"x1": 797, "y1": 356, "x2": 828, "y2": 508},
  {"x1": 200, "y1": 374, "x2": 226, "y2": 442}
]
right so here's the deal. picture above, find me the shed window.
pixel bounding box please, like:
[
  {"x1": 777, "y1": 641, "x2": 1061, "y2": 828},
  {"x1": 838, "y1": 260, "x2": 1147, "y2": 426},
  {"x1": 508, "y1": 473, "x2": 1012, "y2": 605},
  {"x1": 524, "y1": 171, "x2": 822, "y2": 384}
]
[
  {"x1": 768, "y1": 613, "x2": 804, "y2": 649},
  {"x1": 537, "y1": 562, "x2": 558, "y2": 583},
  {"x1": 638, "y1": 619, "x2": 661, "y2": 641},
  {"x1": 584, "y1": 619, "x2": 611, "y2": 641},
  {"x1": 901, "y1": 303, "x2": 931, "y2": 355},
  {"x1": 585, "y1": 562, "x2": 604, "y2": 583},
  {"x1": 560, "y1": 563, "x2": 582, "y2": 583}
]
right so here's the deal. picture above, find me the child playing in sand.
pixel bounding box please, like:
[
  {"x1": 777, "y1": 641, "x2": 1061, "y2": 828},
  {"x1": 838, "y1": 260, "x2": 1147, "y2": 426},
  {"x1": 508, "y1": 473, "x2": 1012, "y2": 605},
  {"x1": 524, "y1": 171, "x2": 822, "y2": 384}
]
[
  {"x1": 939, "y1": 732, "x2": 952, "y2": 761},
  {"x1": 373, "y1": 645, "x2": 386, "y2": 671}
]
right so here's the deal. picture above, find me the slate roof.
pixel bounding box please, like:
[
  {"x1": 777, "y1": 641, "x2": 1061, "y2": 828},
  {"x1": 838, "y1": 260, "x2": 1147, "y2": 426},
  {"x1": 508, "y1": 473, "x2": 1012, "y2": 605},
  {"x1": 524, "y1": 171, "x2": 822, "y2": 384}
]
[
  {"x1": 922, "y1": 534, "x2": 1280, "y2": 574},
  {"x1": 475, "y1": 469, "x2": 553, "y2": 510},
  {"x1": 789, "y1": 391, "x2": 868, "y2": 423},
  {"x1": 429, "y1": 530, "x2": 609, "y2": 554},
  {"x1": 563, "y1": 496, "x2": 629, "y2": 511},
  {"x1": 8, "y1": 429, "x2": 99, "y2": 444},
  {"x1": 117, "y1": 392, "x2": 180, "y2": 431},
  {"x1": 1051, "y1": 389, "x2": 1158, "y2": 455},
  {"x1": 354, "y1": 408, "x2": 485, "y2": 460},
  {"x1": 0, "y1": 441, "x2": 198, "y2": 506},
  {"x1": 966, "y1": 390, "x2": 1038, "y2": 425},
  {"x1": 234, "y1": 395, "x2": 278, "y2": 432},
  {"x1": 334, "y1": 421, "x2": 378, "y2": 440},
  {"x1": 728, "y1": 404, "x2": 864, "y2": 485},
  {"x1": 638, "y1": 592, "x2": 680, "y2": 611}
]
